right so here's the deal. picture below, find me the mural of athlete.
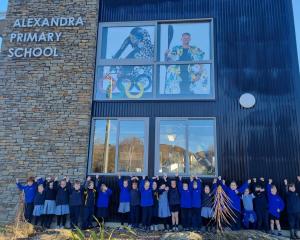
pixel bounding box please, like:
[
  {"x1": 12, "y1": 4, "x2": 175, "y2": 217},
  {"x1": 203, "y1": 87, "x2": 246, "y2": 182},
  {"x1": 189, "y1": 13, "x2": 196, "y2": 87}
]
[
  {"x1": 164, "y1": 32, "x2": 208, "y2": 95},
  {"x1": 105, "y1": 27, "x2": 154, "y2": 99}
]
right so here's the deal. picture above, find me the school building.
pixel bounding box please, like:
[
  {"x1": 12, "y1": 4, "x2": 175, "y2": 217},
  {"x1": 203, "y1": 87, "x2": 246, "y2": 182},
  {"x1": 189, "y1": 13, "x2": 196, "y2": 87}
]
[{"x1": 0, "y1": 0, "x2": 299, "y2": 223}]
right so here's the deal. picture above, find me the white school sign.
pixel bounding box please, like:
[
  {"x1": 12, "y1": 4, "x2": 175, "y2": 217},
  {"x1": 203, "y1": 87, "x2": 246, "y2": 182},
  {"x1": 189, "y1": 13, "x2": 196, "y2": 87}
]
[{"x1": 8, "y1": 17, "x2": 84, "y2": 58}]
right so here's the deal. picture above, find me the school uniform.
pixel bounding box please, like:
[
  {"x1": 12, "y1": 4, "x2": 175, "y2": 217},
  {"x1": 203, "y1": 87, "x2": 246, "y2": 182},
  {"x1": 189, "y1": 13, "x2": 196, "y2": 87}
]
[
  {"x1": 55, "y1": 182, "x2": 71, "y2": 227},
  {"x1": 201, "y1": 191, "x2": 213, "y2": 230},
  {"x1": 253, "y1": 190, "x2": 269, "y2": 232},
  {"x1": 16, "y1": 180, "x2": 42, "y2": 223},
  {"x1": 118, "y1": 178, "x2": 131, "y2": 225},
  {"x1": 220, "y1": 180, "x2": 249, "y2": 230},
  {"x1": 69, "y1": 187, "x2": 83, "y2": 229},
  {"x1": 82, "y1": 188, "x2": 96, "y2": 229},
  {"x1": 242, "y1": 194, "x2": 257, "y2": 229},
  {"x1": 130, "y1": 188, "x2": 140, "y2": 228},
  {"x1": 168, "y1": 186, "x2": 181, "y2": 213},
  {"x1": 96, "y1": 188, "x2": 112, "y2": 221},
  {"x1": 267, "y1": 184, "x2": 284, "y2": 221},
  {"x1": 33, "y1": 191, "x2": 46, "y2": 225},
  {"x1": 190, "y1": 179, "x2": 202, "y2": 230},
  {"x1": 118, "y1": 178, "x2": 131, "y2": 213},
  {"x1": 152, "y1": 188, "x2": 159, "y2": 227},
  {"x1": 43, "y1": 182, "x2": 57, "y2": 228},
  {"x1": 178, "y1": 180, "x2": 192, "y2": 229},
  {"x1": 158, "y1": 189, "x2": 171, "y2": 229},
  {"x1": 285, "y1": 187, "x2": 300, "y2": 238},
  {"x1": 139, "y1": 179, "x2": 154, "y2": 229}
]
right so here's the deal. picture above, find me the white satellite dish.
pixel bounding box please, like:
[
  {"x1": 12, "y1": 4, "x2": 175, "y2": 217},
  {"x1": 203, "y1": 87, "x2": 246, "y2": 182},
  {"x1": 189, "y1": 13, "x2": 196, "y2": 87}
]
[{"x1": 239, "y1": 93, "x2": 256, "y2": 108}]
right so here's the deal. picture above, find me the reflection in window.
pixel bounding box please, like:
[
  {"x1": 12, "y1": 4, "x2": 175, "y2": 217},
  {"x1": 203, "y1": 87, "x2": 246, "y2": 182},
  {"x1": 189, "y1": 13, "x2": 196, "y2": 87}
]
[
  {"x1": 0, "y1": 37, "x2": 2, "y2": 52},
  {"x1": 101, "y1": 26, "x2": 155, "y2": 60},
  {"x1": 91, "y1": 119, "x2": 148, "y2": 174},
  {"x1": 188, "y1": 120, "x2": 216, "y2": 175},
  {"x1": 92, "y1": 120, "x2": 117, "y2": 173},
  {"x1": 0, "y1": 0, "x2": 8, "y2": 20},
  {"x1": 159, "y1": 64, "x2": 211, "y2": 97},
  {"x1": 95, "y1": 65, "x2": 153, "y2": 99},
  {"x1": 157, "y1": 118, "x2": 216, "y2": 176},
  {"x1": 118, "y1": 121, "x2": 145, "y2": 172},
  {"x1": 159, "y1": 121, "x2": 186, "y2": 174}
]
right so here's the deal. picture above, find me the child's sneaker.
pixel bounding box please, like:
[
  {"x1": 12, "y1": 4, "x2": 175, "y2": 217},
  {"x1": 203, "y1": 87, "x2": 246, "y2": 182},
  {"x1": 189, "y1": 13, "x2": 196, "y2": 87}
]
[{"x1": 277, "y1": 231, "x2": 282, "y2": 236}]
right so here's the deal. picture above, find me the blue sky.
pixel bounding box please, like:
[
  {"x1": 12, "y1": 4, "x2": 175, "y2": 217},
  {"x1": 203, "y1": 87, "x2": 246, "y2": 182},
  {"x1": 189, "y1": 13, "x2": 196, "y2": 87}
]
[
  {"x1": 293, "y1": 0, "x2": 300, "y2": 69},
  {"x1": 0, "y1": 0, "x2": 8, "y2": 12}
]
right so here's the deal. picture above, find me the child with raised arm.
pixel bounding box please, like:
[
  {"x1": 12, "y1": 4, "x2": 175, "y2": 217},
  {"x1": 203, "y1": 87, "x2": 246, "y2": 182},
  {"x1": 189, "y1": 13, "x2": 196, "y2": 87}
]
[
  {"x1": 267, "y1": 179, "x2": 284, "y2": 236},
  {"x1": 178, "y1": 175, "x2": 192, "y2": 231},
  {"x1": 16, "y1": 176, "x2": 43, "y2": 223},
  {"x1": 82, "y1": 176, "x2": 97, "y2": 229},
  {"x1": 168, "y1": 174, "x2": 181, "y2": 231},
  {"x1": 190, "y1": 176, "x2": 202, "y2": 231},
  {"x1": 219, "y1": 176, "x2": 251, "y2": 230},
  {"x1": 151, "y1": 177, "x2": 159, "y2": 231},
  {"x1": 69, "y1": 179, "x2": 84, "y2": 230},
  {"x1": 33, "y1": 184, "x2": 46, "y2": 226},
  {"x1": 43, "y1": 177, "x2": 57, "y2": 228},
  {"x1": 130, "y1": 177, "x2": 140, "y2": 228},
  {"x1": 241, "y1": 187, "x2": 256, "y2": 229},
  {"x1": 201, "y1": 179, "x2": 216, "y2": 232},
  {"x1": 158, "y1": 175, "x2": 171, "y2": 231},
  {"x1": 55, "y1": 177, "x2": 71, "y2": 228},
  {"x1": 253, "y1": 178, "x2": 269, "y2": 232},
  {"x1": 96, "y1": 177, "x2": 112, "y2": 223},
  {"x1": 284, "y1": 179, "x2": 300, "y2": 239},
  {"x1": 139, "y1": 176, "x2": 153, "y2": 231},
  {"x1": 118, "y1": 173, "x2": 131, "y2": 226}
]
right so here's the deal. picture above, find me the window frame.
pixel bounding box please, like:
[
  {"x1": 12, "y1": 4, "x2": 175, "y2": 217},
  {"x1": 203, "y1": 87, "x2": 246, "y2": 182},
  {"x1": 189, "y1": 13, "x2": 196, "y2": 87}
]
[
  {"x1": 154, "y1": 117, "x2": 218, "y2": 178},
  {"x1": 88, "y1": 117, "x2": 149, "y2": 176},
  {"x1": 95, "y1": 18, "x2": 215, "y2": 101}
]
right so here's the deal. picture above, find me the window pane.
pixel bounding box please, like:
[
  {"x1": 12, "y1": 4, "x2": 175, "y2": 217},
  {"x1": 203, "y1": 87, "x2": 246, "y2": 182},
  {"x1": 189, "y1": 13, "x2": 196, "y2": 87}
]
[
  {"x1": 159, "y1": 22, "x2": 211, "y2": 61},
  {"x1": 118, "y1": 121, "x2": 145, "y2": 173},
  {"x1": 159, "y1": 120, "x2": 186, "y2": 173},
  {"x1": 292, "y1": 0, "x2": 300, "y2": 70},
  {"x1": 101, "y1": 26, "x2": 155, "y2": 60},
  {"x1": 188, "y1": 120, "x2": 216, "y2": 176},
  {"x1": 92, "y1": 120, "x2": 117, "y2": 173},
  {"x1": 95, "y1": 65, "x2": 153, "y2": 100},
  {"x1": 158, "y1": 64, "x2": 211, "y2": 98}
]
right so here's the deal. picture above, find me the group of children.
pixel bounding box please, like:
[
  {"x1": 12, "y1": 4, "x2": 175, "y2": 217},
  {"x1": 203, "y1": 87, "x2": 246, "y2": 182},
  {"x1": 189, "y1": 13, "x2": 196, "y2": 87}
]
[{"x1": 15, "y1": 174, "x2": 300, "y2": 239}]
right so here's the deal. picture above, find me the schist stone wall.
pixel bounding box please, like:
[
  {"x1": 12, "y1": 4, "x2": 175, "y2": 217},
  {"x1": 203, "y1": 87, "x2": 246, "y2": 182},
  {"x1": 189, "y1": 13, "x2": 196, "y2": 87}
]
[{"x1": 0, "y1": 0, "x2": 98, "y2": 224}]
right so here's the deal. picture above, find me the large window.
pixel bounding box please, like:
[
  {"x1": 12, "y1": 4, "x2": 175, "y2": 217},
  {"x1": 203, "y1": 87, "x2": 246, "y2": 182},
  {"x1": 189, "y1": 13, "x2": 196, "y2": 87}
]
[
  {"x1": 155, "y1": 118, "x2": 217, "y2": 176},
  {"x1": 89, "y1": 118, "x2": 149, "y2": 175},
  {"x1": 95, "y1": 20, "x2": 214, "y2": 100}
]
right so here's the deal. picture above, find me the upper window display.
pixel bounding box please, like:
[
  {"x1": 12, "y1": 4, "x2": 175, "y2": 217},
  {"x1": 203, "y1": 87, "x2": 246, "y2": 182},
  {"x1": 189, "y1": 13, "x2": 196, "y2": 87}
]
[
  {"x1": 100, "y1": 26, "x2": 155, "y2": 60},
  {"x1": 159, "y1": 22, "x2": 211, "y2": 61},
  {"x1": 95, "y1": 20, "x2": 214, "y2": 100}
]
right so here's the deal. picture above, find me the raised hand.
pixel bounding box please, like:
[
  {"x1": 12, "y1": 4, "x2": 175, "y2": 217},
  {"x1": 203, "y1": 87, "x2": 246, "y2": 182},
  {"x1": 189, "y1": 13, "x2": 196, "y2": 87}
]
[
  {"x1": 253, "y1": 178, "x2": 257, "y2": 183},
  {"x1": 95, "y1": 174, "x2": 99, "y2": 180},
  {"x1": 268, "y1": 179, "x2": 273, "y2": 184},
  {"x1": 260, "y1": 177, "x2": 265, "y2": 182},
  {"x1": 16, "y1": 178, "x2": 19, "y2": 183},
  {"x1": 297, "y1": 176, "x2": 300, "y2": 182},
  {"x1": 284, "y1": 179, "x2": 288, "y2": 185},
  {"x1": 118, "y1": 172, "x2": 121, "y2": 179},
  {"x1": 87, "y1": 176, "x2": 91, "y2": 181},
  {"x1": 248, "y1": 179, "x2": 251, "y2": 184},
  {"x1": 218, "y1": 176, "x2": 222, "y2": 181},
  {"x1": 213, "y1": 178, "x2": 217, "y2": 184}
]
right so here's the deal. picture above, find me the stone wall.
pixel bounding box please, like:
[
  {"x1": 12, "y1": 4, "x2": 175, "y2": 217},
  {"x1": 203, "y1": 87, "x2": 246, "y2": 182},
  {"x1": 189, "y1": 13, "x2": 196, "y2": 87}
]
[{"x1": 0, "y1": 0, "x2": 98, "y2": 224}]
